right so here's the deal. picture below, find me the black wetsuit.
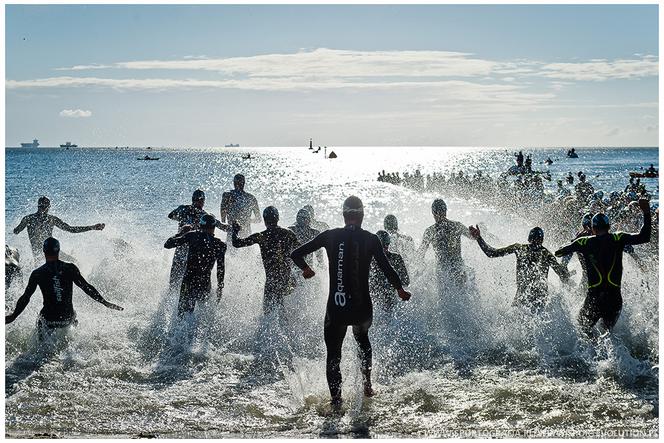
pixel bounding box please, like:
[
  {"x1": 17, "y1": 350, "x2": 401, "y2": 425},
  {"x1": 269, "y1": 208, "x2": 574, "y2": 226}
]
[
  {"x1": 476, "y1": 238, "x2": 569, "y2": 313},
  {"x1": 14, "y1": 212, "x2": 98, "y2": 259},
  {"x1": 167, "y1": 205, "x2": 226, "y2": 290},
  {"x1": 291, "y1": 225, "x2": 403, "y2": 400},
  {"x1": 370, "y1": 250, "x2": 409, "y2": 313},
  {"x1": 11, "y1": 261, "x2": 105, "y2": 338},
  {"x1": 165, "y1": 231, "x2": 226, "y2": 316},
  {"x1": 232, "y1": 226, "x2": 299, "y2": 313},
  {"x1": 555, "y1": 213, "x2": 651, "y2": 333}
]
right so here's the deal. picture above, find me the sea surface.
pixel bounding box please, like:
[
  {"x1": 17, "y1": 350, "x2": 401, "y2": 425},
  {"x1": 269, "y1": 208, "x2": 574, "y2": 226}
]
[{"x1": 4, "y1": 146, "x2": 659, "y2": 438}]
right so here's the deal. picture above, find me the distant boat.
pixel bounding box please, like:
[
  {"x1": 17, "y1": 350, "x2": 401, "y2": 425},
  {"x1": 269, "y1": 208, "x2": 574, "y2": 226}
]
[
  {"x1": 137, "y1": 155, "x2": 159, "y2": 161},
  {"x1": 225, "y1": 143, "x2": 240, "y2": 148},
  {"x1": 242, "y1": 154, "x2": 252, "y2": 160},
  {"x1": 60, "y1": 142, "x2": 77, "y2": 148},
  {"x1": 566, "y1": 148, "x2": 578, "y2": 158},
  {"x1": 20, "y1": 139, "x2": 39, "y2": 148},
  {"x1": 629, "y1": 171, "x2": 658, "y2": 178}
]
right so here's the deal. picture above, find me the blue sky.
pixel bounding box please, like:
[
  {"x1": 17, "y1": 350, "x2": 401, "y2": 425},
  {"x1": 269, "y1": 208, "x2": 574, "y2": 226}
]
[{"x1": 5, "y1": 5, "x2": 659, "y2": 147}]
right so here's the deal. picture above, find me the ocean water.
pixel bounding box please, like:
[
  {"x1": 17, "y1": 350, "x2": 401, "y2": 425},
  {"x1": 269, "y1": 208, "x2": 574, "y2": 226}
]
[{"x1": 4, "y1": 146, "x2": 659, "y2": 438}]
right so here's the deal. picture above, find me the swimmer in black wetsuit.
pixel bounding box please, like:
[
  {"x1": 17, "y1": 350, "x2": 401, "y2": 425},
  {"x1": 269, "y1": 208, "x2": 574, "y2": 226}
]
[
  {"x1": 13, "y1": 196, "x2": 105, "y2": 262},
  {"x1": 469, "y1": 225, "x2": 569, "y2": 313},
  {"x1": 165, "y1": 214, "x2": 227, "y2": 317},
  {"x1": 5, "y1": 237, "x2": 123, "y2": 340},
  {"x1": 418, "y1": 199, "x2": 473, "y2": 293},
  {"x1": 555, "y1": 199, "x2": 651, "y2": 337},
  {"x1": 370, "y1": 231, "x2": 410, "y2": 315},
  {"x1": 167, "y1": 189, "x2": 227, "y2": 291},
  {"x1": 290, "y1": 196, "x2": 412, "y2": 409},
  {"x1": 232, "y1": 206, "x2": 300, "y2": 314}
]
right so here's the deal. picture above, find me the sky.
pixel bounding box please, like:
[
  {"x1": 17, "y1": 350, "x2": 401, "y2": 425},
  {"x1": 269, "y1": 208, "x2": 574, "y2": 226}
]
[{"x1": 4, "y1": 4, "x2": 659, "y2": 147}]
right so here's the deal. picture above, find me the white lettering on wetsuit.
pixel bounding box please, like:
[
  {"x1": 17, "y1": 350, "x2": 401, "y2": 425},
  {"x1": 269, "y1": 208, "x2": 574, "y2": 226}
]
[
  {"x1": 334, "y1": 242, "x2": 346, "y2": 306},
  {"x1": 53, "y1": 274, "x2": 63, "y2": 302}
]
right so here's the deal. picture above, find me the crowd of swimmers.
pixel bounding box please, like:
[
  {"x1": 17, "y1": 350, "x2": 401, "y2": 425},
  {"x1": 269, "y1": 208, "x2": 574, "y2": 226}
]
[{"x1": 5, "y1": 167, "x2": 656, "y2": 410}]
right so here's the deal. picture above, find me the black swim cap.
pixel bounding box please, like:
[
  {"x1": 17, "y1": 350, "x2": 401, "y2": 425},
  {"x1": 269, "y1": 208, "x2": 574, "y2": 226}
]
[
  {"x1": 234, "y1": 174, "x2": 245, "y2": 184},
  {"x1": 192, "y1": 189, "x2": 205, "y2": 202},
  {"x1": 431, "y1": 199, "x2": 447, "y2": 214},
  {"x1": 38, "y1": 196, "x2": 50, "y2": 208},
  {"x1": 592, "y1": 213, "x2": 610, "y2": 229},
  {"x1": 342, "y1": 196, "x2": 364, "y2": 214},
  {"x1": 263, "y1": 206, "x2": 279, "y2": 223},
  {"x1": 582, "y1": 213, "x2": 593, "y2": 228},
  {"x1": 199, "y1": 213, "x2": 216, "y2": 228},
  {"x1": 296, "y1": 208, "x2": 311, "y2": 226},
  {"x1": 376, "y1": 230, "x2": 391, "y2": 247},
  {"x1": 384, "y1": 214, "x2": 398, "y2": 231},
  {"x1": 43, "y1": 237, "x2": 60, "y2": 255},
  {"x1": 528, "y1": 227, "x2": 544, "y2": 244}
]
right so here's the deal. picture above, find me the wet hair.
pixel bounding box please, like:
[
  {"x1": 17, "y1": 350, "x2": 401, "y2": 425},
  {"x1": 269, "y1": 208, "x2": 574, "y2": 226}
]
[
  {"x1": 43, "y1": 237, "x2": 60, "y2": 255},
  {"x1": 528, "y1": 227, "x2": 544, "y2": 244},
  {"x1": 384, "y1": 214, "x2": 398, "y2": 231},
  {"x1": 263, "y1": 206, "x2": 279, "y2": 223},
  {"x1": 192, "y1": 189, "x2": 205, "y2": 202},
  {"x1": 199, "y1": 213, "x2": 216, "y2": 229},
  {"x1": 342, "y1": 196, "x2": 364, "y2": 215},
  {"x1": 431, "y1": 199, "x2": 447, "y2": 215},
  {"x1": 376, "y1": 230, "x2": 391, "y2": 247},
  {"x1": 591, "y1": 213, "x2": 610, "y2": 230}
]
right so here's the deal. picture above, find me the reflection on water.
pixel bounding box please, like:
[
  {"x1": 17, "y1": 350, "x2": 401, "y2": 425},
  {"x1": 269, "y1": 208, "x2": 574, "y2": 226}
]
[{"x1": 5, "y1": 147, "x2": 658, "y2": 437}]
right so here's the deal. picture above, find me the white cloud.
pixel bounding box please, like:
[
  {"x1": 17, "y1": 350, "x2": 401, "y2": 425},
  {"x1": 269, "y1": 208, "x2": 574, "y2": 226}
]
[
  {"x1": 59, "y1": 109, "x2": 92, "y2": 118},
  {"x1": 52, "y1": 49, "x2": 657, "y2": 83}
]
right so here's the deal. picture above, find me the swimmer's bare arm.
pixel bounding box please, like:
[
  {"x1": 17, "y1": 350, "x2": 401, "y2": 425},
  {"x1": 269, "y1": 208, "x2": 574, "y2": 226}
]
[
  {"x1": 417, "y1": 227, "x2": 432, "y2": 257},
  {"x1": 53, "y1": 216, "x2": 104, "y2": 233},
  {"x1": 72, "y1": 265, "x2": 123, "y2": 311},
  {"x1": 13, "y1": 216, "x2": 28, "y2": 234},
  {"x1": 251, "y1": 196, "x2": 261, "y2": 224},
  {"x1": 5, "y1": 271, "x2": 38, "y2": 324}
]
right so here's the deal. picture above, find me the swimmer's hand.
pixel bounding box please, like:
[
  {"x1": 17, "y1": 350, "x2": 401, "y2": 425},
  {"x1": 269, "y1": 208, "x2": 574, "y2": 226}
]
[
  {"x1": 468, "y1": 225, "x2": 481, "y2": 239},
  {"x1": 94, "y1": 223, "x2": 105, "y2": 231},
  {"x1": 104, "y1": 301, "x2": 124, "y2": 311},
  {"x1": 231, "y1": 222, "x2": 241, "y2": 234},
  {"x1": 398, "y1": 288, "x2": 412, "y2": 301},
  {"x1": 302, "y1": 267, "x2": 315, "y2": 279}
]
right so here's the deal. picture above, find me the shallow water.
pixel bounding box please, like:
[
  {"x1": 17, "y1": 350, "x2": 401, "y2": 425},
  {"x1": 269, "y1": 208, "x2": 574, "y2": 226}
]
[{"x1": 4, "y1": 146, "x2": 659, "y2": 438}]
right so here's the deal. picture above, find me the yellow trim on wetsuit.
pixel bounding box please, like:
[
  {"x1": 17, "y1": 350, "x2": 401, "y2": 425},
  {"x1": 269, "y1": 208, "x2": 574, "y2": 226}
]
[
  {"x1": 575, "y1": 237, "x2": 589, "y2": 246},
  {"x1": 606, "y1": 253, "x2": 620, "y2": 288},
  {"x1": 612, "y1": 233, "x2": 624, "y2": 241},
  {"x1": 588, "y1": 261, "x2": 603, "y2": 288}
]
